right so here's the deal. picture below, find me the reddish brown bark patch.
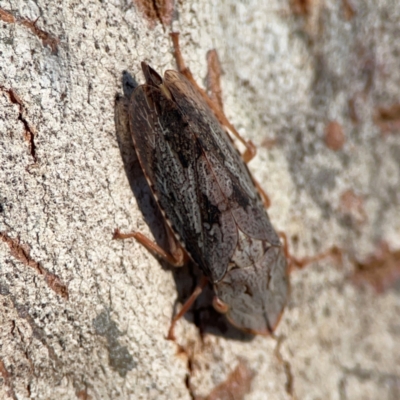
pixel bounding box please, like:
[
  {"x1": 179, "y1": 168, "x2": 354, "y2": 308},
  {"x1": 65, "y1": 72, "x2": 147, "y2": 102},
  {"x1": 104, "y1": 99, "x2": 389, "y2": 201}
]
[
  {"x1": 20, "y1": 18, "x2": 59, "y2": 54},
  {"x1": 1, "y1": 87, "x2": 36, "y2": 162},
  {"x1": 0, "y1": 7, "x2": 59, "y2": 54},
  {"x1": 76, "y1": 390, "x2": 93, "y2": 400},
  {"x1": 351, "y1": 242, "x2": 400, "y2": 294},
  {"x1": 339, "y1": 189, "x2": 367, "y2": 226},
  {"x1": 133, "y1": 0, "x2": 174, "y2": 28},
  {"x1": 0, "y1": 232, "x2": 69, "y2": 299},
  {"x1": 374, "y1": 103, "x2": 400, "y2": 135},
  {"x1": 324, "y1": 121, "x2": 345, "y2": 151},
  {"x1": 290, "y1": 0, "x2": 313, "y2": 16},
  {"x1": 342, "y1": 0, "x2": 356, "y2": 21},
  {"x1": 0, "y1": 8, "x2": 15, "y2": 23},
  {"x1": 197, "y1": 360, "x2": 255, "y2": 400}
]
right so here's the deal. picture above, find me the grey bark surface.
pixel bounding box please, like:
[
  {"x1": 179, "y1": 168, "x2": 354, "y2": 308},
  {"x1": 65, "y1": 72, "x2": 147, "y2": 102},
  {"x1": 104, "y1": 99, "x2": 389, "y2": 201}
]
[{"x1": 1, "y1": 0, "x2": 399, "y2": 399}]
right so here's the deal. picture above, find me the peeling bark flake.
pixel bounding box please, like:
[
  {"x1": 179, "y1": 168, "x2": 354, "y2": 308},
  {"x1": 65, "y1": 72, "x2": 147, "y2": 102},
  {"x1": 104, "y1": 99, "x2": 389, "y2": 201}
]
[{"x1": 1, "y1": 87, "x2": 37, "y2": 162}]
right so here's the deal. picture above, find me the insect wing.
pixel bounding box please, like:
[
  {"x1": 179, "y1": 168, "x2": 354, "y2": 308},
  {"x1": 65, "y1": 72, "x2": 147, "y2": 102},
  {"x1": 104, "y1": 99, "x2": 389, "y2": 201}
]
[
  {"x1": 214, "y1": 245, "x2": 288, "y2": 334},
  {"x1": 129, "y1": 80, "x2": 237, "y2": 282},
  {"x1": 164, "y1": 70, "x2": 280, "y2": 246}
]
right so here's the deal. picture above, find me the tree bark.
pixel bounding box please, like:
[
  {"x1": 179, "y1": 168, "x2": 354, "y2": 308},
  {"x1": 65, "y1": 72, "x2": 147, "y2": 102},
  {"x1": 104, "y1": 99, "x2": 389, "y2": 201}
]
[{"x1": 1, "y1": 0, "x2": 399, "y2": 399}]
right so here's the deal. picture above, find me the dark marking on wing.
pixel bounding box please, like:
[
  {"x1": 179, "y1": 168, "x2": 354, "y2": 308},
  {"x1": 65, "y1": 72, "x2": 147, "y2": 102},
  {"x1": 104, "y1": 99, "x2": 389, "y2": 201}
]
[{"x1": 164, "y1": 70, "x2": 280, "y2": 245}]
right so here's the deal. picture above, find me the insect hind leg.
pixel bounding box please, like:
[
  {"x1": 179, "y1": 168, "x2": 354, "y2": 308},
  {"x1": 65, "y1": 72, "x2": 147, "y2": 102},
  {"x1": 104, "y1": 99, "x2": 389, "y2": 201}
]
[
  {"x1": 279, "y1": 231, "x2": 342, "y2": 272},
  {"x1": 167, "y1": 276, "x2": 208, "y2": 341}
]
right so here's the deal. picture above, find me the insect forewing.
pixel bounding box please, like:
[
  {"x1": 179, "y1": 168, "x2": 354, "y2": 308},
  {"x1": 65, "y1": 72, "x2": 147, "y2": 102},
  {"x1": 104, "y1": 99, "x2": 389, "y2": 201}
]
[{"x1": 129, "y1": 66, "x2": 236, "y2": 281}]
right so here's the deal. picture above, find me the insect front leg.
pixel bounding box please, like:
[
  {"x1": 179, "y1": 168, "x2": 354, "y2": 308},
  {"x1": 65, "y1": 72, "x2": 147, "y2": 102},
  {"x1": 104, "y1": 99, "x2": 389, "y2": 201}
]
[
  {"x1": 170, "y1": 32, "x2": 270, "y2": 208},
  {"x1": 205, "y1": 45, "x2": 275, "y2": 209},
  {"x1": 170, "y1": 32, "x2": 256, "y2": 163},
  {"x1": 113, "y1": 226, "x2": 187, "y2": 267}
]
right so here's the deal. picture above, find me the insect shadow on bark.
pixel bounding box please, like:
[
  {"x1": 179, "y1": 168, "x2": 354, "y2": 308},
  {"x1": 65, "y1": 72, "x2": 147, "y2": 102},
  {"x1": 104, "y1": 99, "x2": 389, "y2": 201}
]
[{"x1": 114, "y1": 71, "x2": 254, "y2": 341}]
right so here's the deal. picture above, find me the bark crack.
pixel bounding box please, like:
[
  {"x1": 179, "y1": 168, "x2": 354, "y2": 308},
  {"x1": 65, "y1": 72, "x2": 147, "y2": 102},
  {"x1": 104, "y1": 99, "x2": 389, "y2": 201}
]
[
  {"x1": 0, "y1": 7, "x2": 59, "y2": 54},
  {"x1": 274, "y1": 335, "x2": 295, "y2": 398},
  {"x1": 174, "y1": 344, "x2": 196, "y2": 400},
  {"x1": 1, "y1": 87, "x2": 37, "y2": 162},
  {"x1": 0, "y1": 232, "x2": 69, "y2": 299}
]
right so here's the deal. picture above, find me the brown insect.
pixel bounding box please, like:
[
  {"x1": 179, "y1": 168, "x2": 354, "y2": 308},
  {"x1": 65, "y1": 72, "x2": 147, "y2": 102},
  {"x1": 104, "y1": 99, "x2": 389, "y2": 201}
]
[{"x1": 114, "y1": 33, "x2": 323, "y2": 338}]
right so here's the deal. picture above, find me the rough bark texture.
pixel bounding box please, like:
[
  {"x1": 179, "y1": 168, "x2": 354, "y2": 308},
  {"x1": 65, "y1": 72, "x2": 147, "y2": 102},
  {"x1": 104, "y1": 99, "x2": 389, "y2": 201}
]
[{"x1": 1, "y1": 0, "x2": 399, "y2": 399}]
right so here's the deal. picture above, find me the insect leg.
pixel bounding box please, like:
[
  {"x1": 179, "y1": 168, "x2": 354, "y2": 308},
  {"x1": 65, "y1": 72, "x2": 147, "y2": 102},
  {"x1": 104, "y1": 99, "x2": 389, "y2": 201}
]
[
  {"x1": 205, "y1": 42, "x2": 272, "y2": 206},
  {"x1": 167, "y1": 276, "x2": 208, "y2": 341},
  {"x1": 169, "y1": 32, "x2": 200, "y2": 89},
  {"x1": 253, "y1": 178, "x2": 271, "y2": 209},
  {"x1": 170, "y1": 32, "x2": 257, "y2": 163},
  {"x1": 279, "y1": 232, "x2": 342, "y2": 272},
  {"x1": 113, "y1": 228, "x2": 187, "y2": 267},
  {"x1": 206, "y1": 49, "x2": 224, "y2": 111}
]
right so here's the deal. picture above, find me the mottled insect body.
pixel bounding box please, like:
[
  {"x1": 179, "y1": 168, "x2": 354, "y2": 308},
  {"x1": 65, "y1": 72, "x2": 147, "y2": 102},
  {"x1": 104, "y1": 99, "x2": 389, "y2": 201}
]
[
  {"x1": 218, "y1": 230, "x2": 287, "y2": 333},
  {"x1": 123, "y1": 40, "x2": 289, "y2": 335}
]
